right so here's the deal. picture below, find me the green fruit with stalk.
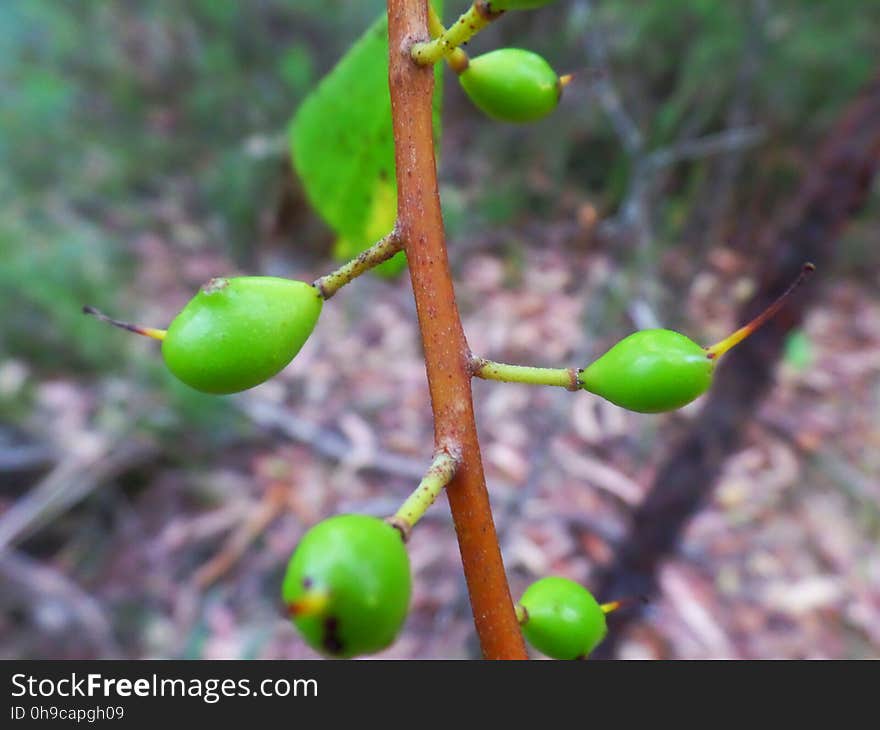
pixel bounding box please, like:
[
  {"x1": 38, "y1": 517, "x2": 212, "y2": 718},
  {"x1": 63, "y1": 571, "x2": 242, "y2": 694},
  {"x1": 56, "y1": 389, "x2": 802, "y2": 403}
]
[
  {"x1": 579, "y1": 264, "x2": 815, "y2": 412},
  {"x1": 85, "y1": 276, "x2": 323, "y2": 394},
  {"x1": 473, "y1": 263, "x2": 815, "y2": 413},
  {"x1": 517, "y1": 576, "x2": 621, "y2": 659}
]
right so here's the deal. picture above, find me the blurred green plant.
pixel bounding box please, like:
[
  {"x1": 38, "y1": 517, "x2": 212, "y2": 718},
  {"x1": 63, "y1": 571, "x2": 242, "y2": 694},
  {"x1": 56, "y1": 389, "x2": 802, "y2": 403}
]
[
  {"x1": 288, "y1": 5, "x2": 444, "y2": 278},
  {"x1": 783, "y1": 329, "x2": 813, "y2": 371},
  {"x1": 0, "y1": 210, "x2": 126, "y2": 373},
  {"x1": 1, "y1": 0, "x2": 345, "y2": 441},
  {"x1": 598, "y1": 0, "x2": 878, "y2": 209}
]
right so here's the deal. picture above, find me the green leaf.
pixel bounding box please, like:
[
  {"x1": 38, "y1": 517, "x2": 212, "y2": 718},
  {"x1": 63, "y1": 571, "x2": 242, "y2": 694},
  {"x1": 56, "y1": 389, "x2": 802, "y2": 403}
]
[{"x1": 289, "y1": 6, "x2": 443, "y2": 278}]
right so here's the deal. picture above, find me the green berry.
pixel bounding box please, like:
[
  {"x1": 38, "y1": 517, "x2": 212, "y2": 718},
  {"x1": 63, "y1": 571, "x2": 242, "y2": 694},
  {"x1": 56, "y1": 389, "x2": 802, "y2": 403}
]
[
  {"x1": 579, "y1": 329, "x2": 713, "y2": 414},
  {"x1": 488, "y1": 0, "x2": 559, "y2": 10},
  {"x1": 577, "y1": 265, "x2": 817, "y2": 413},
  {"x1": 459, "y1": 48, "x2": 562, "y2": 124},
  {"x1": 282, "y1": 515, "x2": 411, "y2": 658},
  {"x1": 519, "y1": 576, "x2": 607, "y2": 659},
  {"x1": 162, "y1": 276, "x2": 322, "y2": 394}
]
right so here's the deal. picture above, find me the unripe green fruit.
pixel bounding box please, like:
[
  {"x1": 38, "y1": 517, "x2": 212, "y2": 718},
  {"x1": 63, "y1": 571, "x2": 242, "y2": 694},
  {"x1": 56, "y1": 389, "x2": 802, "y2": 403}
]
[
  {"x1": 162, "y1": 276, "x2": 322, "y2": 394},
  {"x1": 488, "y1": 0, "x2": 559, "y2": 10},
  {"x1": 459, "y1": 48, "x2": 562, "y2": 124},
  {"x1": 519, "y1": 576, "x2": 607, "y2": 659},
  {"x1": 282, "y1": 515, "x2": 411, "y2": 658},
  {"x1": 579, "y1": 329, "x2": 713, "y2": 413},
  {"x1": 577, "y1": 265, "x2": 817, "y2": 413}
]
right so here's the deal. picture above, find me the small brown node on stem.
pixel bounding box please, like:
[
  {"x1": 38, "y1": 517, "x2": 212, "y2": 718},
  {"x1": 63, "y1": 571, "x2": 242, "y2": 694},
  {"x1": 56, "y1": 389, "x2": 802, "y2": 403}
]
[
  {"x1": 313, "y1": 279, "x2": 331, "y2": 300},
  {"x1": 385, "y1": 516, "x2": 412, "y2": 543},
  {"x1": 476, "y1": 1, "x2": 505, "y2": 21}
]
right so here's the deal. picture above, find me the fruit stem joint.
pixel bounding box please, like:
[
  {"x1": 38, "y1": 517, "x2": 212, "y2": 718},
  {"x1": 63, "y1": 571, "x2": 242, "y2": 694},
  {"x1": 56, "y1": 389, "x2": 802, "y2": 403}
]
[
  {"x1": 388, "y1": 449, "x2": 461, "y2": 540},
  {"x1": 312, "y1": 229, "x2": 403, "y2": 300},
  {"x1": 411, "y1": 2, "x2": 501, "y2": 67}
]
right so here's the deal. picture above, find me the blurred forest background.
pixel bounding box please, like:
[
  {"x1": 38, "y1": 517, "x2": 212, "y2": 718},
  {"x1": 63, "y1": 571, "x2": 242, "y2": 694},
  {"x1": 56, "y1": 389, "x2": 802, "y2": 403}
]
[{"x1": 1, "y1": 0, "x2": 878, "y2": 659}]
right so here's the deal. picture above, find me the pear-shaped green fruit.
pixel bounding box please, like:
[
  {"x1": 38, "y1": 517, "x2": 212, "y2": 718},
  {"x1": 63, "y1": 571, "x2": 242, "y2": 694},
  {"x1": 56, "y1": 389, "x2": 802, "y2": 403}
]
[
  {"x1": 578, "y1": 265, "x2": 818, "y2": 413},
  {"x1": 488, "y1": 0, "x2": 559, "y2": 10},
  {"x1": 162, "y1": 276, "x2": 322, "y2": 394},
  {"x1": 519, "y1": 577, "x2": 608, "y2": 659},
  {"x1": 282, "y1": 515, "x2": 411, "y2": 659},
  {"x1": 579, "y1": 329, "x2": 712, "y2": 413},
  {"x1": 459, "y1": 48, "x2": 562, "y2": 124}
]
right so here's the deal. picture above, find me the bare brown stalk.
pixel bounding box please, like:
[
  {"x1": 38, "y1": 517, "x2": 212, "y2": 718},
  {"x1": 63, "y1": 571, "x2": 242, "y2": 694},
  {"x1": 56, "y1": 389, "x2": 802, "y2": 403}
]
[{"x1": 386, "y1": 0, "x2": 527, "y2": 659}]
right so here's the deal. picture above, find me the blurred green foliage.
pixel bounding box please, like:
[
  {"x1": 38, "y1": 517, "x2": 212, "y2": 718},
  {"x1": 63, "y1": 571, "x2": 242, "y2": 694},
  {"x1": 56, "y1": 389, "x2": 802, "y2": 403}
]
[
  {"x1": 0, "y1": 0, "x2": 383, "y2": 442},
  {"x1": 784, "y1": 329, "x2": 813, "y2": 371},
  {"x1": 0, "y1": 0, "x2": 386, "y2": 345},
  {"x1": 606, "y1": 0, "x2": 879, "y2": 180},
  {"x1": 464, "y1": 0, "x2": 879, "y2": 230}
]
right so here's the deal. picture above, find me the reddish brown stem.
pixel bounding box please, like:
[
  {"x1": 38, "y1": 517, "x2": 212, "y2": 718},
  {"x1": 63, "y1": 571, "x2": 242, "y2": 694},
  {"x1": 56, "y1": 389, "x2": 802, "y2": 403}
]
[{"x1": 386, "y1": 0, "x2": 527, "y2": 659}]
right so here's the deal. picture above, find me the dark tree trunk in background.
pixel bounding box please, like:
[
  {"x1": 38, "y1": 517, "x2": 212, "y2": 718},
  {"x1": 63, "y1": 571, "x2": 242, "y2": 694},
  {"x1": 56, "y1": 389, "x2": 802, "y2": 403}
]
[{"x1": 594, "y1": 72, "x2": 880, "y2": 659}]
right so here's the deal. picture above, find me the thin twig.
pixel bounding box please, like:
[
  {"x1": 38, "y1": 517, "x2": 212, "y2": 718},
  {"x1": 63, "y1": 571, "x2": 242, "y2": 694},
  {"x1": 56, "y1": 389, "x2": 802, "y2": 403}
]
[
  {"x1": 0, "y1": 549, "x2": 121, "y2": 657},
  {"x1": 0, "y1": 438, "x2": 156, "y2": 553},
  {"x1": 238, "y1": 397, "x2": 427, "y2": 481},
  {"x1": 644, "y1": 126, "x2": 765, "y2": 170},
  {"x1": 192, "y1": 482, "x2": 288, "y2": 590},
  {"x1": 0, "y1": 443, "x2": 55, "y2": 473}
]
